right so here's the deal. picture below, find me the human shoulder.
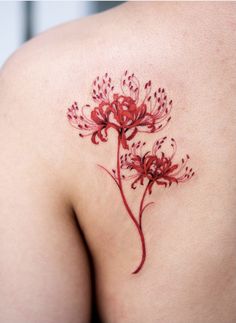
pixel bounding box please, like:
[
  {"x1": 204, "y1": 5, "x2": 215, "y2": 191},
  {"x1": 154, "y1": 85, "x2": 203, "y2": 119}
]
[{"x1": 0, "y1": 15, "x2": 103, "y2": 192}]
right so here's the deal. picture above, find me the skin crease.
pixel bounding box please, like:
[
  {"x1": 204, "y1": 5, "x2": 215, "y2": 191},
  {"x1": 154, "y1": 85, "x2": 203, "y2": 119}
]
[{"x1": 0, "y1": 2, "x2": 236, "y2": 323}]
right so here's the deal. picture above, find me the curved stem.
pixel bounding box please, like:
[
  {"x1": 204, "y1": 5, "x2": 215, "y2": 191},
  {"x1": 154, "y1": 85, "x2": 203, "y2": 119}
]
[
  {"x1": 97, "y1": 164, "x2": 119, "y2": 188},
  {"x1": 141, "y1": 202, "x2": 155, "y2": 225},
  {"x1": 116, "y1": 135, "x2": 146, "y2": 274},
  {"x1": 139, "y1": 182, "x2": 151, "y2": 230}
]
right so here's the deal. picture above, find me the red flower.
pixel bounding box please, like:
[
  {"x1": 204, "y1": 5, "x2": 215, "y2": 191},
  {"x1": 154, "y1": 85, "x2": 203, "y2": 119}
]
[
  {"x1": 67, "y1": 71, "x2": 195, "y2": 275},
  {"x1": 121, "y1": 137, "x2": 195, "y2": 194},
  {"x1": 67, "y1": 71, "x2": 173, "y2": 149}
]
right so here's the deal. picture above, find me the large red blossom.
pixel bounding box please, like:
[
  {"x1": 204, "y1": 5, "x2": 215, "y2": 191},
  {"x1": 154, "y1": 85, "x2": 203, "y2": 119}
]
[
  {"x1": 67, "y1": 71, "x2": 172, "y2": 149},
  {"x1": 120, "y1": 137, "x2": 195, "y2": 194}
]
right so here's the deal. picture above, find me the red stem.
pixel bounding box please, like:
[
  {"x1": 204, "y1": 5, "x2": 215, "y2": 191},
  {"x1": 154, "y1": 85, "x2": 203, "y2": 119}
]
[
  {"x1": 139, "y1": 183, "x2": 150, "y2": 231},
  {"x1": 97, "y1": 164, "x2": 119, "y2": 188},
  {"x1": 116, "y1": 135, "x2": 146, "y2": 274}
]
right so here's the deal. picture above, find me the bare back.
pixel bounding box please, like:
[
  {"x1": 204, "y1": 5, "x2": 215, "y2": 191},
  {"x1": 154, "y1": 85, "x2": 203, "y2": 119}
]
[{"x1": 1, "y1": 2, "x2": 236, "y2": 323}]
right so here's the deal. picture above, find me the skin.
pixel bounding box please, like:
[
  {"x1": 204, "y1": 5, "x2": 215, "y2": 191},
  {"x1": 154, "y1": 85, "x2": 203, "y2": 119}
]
[{"x1": 0, "y1": 2, "x2": 236, "y2": 322}]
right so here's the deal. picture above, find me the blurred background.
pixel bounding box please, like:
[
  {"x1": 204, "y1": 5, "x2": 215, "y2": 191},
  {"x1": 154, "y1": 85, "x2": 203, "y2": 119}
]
[{"x1": 0, "y1": 1, "x2": 124, "y2": 67}]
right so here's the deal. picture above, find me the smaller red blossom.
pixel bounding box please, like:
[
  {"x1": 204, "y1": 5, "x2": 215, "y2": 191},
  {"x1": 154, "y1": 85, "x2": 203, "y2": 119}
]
[
  {"x1": 67, "y1": 71, "x2": 173, "y2": 149},
  {"x1": 120, "y1": 137, "x2": 195, "y2": 194}
]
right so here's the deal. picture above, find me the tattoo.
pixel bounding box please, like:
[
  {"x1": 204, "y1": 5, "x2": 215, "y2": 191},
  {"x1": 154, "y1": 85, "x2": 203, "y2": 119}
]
[{"x1": 67, "y1": 71, "x2": 195, "y2": 274}]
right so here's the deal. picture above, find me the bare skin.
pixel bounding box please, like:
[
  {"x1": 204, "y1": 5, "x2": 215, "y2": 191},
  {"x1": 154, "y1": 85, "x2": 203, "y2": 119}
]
[{"x1": 0, "y1": 2, "x2": 236, "y2": 322}]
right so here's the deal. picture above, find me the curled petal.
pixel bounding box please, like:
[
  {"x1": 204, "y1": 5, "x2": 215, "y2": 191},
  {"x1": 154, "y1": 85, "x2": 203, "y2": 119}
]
[
  {"x1": 91, "y1": 132, "x2": 99, "y2": 145},
  {"x1": 126, "y1": 127, "x2": 138, "y2": 141},
  {"x1": 120, "y1": 131, "x2": 129, "y2": 150}
]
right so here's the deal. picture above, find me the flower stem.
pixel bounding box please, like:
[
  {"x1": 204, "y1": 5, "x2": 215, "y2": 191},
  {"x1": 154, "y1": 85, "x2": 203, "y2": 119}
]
[
  {"x1": 139, "y1": 183, "x2": 150, "y2": 231},
  {"x1": 116, "y1": 135, "x2": 146, "y2": 274},
  {"x1": 97, "y1": 164, "x2": 119, "y2": 188}
]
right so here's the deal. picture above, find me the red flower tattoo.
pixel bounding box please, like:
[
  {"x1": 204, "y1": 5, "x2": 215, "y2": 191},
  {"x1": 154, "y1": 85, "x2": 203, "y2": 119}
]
[
  {"x1": 121, "y1": 137, "x2": 195, "y2": 193},
  {"x1": 120, "y1": 138, "x2": 194, "y2": 240},
  {"x1": 67, "y1": 71, "x2": 172, "y2": 149},
  {"x1": 66, "y1": 71, "x2": 195, "y2": 274}
]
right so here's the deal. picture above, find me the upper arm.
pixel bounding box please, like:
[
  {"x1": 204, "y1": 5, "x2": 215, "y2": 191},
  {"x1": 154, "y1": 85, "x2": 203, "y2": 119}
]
[{"x1": 0, "y1": 43, "x2": 91, "y2": 323}]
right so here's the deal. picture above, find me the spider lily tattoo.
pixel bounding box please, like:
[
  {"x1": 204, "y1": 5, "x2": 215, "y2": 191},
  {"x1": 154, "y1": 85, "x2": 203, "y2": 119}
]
[
  {"x1": 121, "y1": 137, "x2": 195, "y2": 193},
  {"x1": 67, "y1": 71, "x2": 195, "y2": 274},
  {"x1": 120, "y1": 138, "x2": 194, "y2": 231},
  {"x1": 67, "y1": 71, "x2": 172, "y2": 150}
]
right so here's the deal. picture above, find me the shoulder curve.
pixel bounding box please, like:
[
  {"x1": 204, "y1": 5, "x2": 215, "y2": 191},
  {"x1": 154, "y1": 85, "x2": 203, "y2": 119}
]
[{"x1": 1, "y1": 1, "x2": 129, "y2": 77}]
